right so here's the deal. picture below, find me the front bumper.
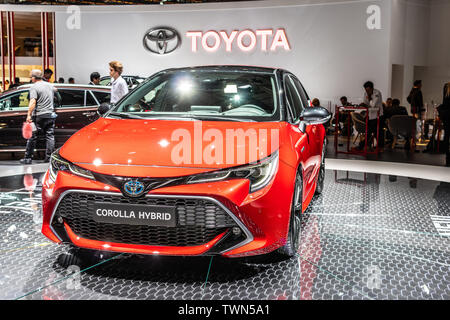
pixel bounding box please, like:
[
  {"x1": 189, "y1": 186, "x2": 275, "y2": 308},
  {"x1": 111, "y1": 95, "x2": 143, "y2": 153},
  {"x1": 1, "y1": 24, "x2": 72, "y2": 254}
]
[{"x1": 41, "y1": 162, "x2": 295, "y2": 257}]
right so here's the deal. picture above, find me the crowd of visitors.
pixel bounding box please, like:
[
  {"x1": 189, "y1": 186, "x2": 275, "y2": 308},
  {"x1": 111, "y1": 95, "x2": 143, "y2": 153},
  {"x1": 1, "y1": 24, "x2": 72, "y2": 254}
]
[{"x1": 330, "y1": 79, "x2": 450, "y2": 165}]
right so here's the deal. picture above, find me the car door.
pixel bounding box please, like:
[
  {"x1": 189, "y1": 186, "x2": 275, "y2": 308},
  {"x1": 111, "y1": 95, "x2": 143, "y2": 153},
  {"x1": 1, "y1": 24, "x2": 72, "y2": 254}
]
[
  {"x1": 283, "y1": 74, "x2": 314, "y2": 199},
  {"x1": 54, "y1": 88, "x2": 98, "y2": 147},
  {"x1": 290, "y1": 76, "x2": 322, "y2": 180},
  {"x1": 0, "y1": 90, "x2": 30, "y2": 149}
]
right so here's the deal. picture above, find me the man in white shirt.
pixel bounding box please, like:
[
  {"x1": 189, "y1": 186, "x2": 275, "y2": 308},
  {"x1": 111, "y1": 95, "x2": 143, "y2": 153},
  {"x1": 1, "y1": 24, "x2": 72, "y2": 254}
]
[
  {"x1": 109, "y1": 61, "x2": 129, "y2": 104},
  {"x1": 357, "y1": 81, "x2": 384, "y2": 150}
]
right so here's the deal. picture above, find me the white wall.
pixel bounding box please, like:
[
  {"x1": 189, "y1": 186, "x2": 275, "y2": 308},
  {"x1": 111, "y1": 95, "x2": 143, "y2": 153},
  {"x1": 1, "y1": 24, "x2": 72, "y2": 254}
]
[
  {"x1": 389, "y1": 0, "x2": 450, "y2": 113},
  {"x1": 50, "y1": 0, "x2": 391, "y2": 109},
  {"x1": 389, "y1": 0, "x2": 430, "y2": 109},
  {"x1": 423, "y1": 0, "x2": 450, "y2": 107}
]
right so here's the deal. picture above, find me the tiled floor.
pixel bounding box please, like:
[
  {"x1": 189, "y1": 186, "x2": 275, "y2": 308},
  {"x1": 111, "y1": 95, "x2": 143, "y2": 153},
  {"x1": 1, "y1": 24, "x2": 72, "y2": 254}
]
[{"x1": 0, "y1": 169, "x2": 448, "y2": 300}]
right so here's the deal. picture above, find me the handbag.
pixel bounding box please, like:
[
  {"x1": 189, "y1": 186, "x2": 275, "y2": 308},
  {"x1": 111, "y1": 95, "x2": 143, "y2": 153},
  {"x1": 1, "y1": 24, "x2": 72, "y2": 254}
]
[{"x1": 22, "y1": 122, "x2": 36, "y2": 139}]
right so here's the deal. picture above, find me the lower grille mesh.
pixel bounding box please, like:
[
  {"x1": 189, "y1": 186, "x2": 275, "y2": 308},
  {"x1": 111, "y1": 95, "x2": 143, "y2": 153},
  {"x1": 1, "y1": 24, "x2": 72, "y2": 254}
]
[{"x1": 54, "y1": 192, "x2": 238, "y2": 246}]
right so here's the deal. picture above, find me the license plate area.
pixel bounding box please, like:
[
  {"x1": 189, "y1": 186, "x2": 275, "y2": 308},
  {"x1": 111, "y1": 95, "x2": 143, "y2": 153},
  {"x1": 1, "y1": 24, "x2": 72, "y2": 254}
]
[{"x1": 92, "y1": 202, "x2": 176, "y2": 227}]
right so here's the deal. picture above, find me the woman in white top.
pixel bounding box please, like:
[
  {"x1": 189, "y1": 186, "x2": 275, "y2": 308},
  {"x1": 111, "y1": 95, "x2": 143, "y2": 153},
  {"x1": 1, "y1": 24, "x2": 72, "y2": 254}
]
[{"x1": 109, "y1": 61, "x2": 129, "y2": 104}]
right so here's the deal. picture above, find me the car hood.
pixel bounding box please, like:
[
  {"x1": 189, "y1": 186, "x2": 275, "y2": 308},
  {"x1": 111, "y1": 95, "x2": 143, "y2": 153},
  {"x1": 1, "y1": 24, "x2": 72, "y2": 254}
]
[{"x1": 60, "y1": 118, "x2": 284, "y2": 177}]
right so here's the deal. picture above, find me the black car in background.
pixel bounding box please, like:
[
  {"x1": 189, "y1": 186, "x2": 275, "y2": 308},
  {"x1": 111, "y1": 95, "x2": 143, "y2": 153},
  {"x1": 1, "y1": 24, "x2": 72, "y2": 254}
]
[
  {"x1": 99, "y1": 75, "x2": 146, "y2": 88},
  {"x1": 0, "y1": 84, "x2": 111, "y2": 156}
]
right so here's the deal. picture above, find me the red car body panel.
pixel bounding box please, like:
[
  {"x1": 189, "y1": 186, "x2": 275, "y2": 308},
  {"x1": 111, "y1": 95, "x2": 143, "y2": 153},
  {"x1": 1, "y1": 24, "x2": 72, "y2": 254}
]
[
  {"x1": 41, "y1": 118, "x2": 325, "y2": 257},
  {"x1": 59, "y1": 118, "x2": 281, "y2": 173}
]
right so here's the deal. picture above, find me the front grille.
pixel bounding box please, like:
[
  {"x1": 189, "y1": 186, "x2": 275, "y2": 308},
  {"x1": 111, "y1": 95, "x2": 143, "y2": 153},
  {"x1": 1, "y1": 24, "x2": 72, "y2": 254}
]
[{"x1": 53, "y1": 192, "x2": 239, "y2": 247}]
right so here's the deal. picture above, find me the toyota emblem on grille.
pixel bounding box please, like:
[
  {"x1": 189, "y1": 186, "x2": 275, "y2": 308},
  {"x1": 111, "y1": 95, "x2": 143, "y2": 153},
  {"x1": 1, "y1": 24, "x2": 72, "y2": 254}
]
[
  {"x1": 143, "y1": 27, "x2": 181, "y2": 55},
  {"x1": 123, "y1": 179, "x2": 145, "y2": 197}
]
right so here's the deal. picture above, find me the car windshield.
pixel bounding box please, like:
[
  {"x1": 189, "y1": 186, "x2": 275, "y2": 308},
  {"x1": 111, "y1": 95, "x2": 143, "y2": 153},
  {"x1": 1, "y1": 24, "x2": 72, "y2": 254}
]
[{"x1": 109, "y1": 70, "x2": 279, "y2": 122}]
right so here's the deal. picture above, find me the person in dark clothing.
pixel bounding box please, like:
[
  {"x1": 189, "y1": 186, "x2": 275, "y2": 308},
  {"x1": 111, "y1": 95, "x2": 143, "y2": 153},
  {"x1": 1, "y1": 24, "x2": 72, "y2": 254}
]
[
  {"x1": 384, "y1": 98, "x2": 408, "y2": 120},
  {"x1": 89, "y1": 72, "x2": 100, "y2": 85},
  {"x1": 20, "y1": 69, "x2": 60, "y2": 164},
  {"x1": 8, "y1": 77, "x2": 21, "y2": 90},
  {"x1": 384, "y1": 99, "x2": 408, "y2": 145},
  {"x1": 407, "y1": 80, "x2": 424, "y2": 119},
  {"x1": 43, "y1": 68, "x2": 53, "y2": 82},
  {"x1": 336, "y1": 96, "x2": 353, "y2": 136},
  {"x1": 438, "y1": 82, "x2": 450, "y2": 166}
]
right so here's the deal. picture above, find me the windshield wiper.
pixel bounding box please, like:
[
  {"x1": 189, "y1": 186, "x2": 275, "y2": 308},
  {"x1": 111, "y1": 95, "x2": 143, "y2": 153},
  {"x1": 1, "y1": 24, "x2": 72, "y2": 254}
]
[
  {"x1": 107, "y1": 112, "x2": 144, "y2": 119},
  {"x1": 184, "y1": 115, "x2": 256, "y2": 122}
]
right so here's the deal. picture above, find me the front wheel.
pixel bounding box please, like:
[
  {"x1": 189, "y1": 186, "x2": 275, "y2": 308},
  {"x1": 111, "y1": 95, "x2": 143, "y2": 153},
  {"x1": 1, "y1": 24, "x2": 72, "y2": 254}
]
[{"x1": 276, "y1": 170, "x2": 303, "y2": 258}]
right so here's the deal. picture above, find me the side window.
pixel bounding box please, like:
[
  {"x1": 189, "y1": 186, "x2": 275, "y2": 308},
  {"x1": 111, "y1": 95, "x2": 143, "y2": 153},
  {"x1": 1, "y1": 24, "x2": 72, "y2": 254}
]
[
  {"x1": 86, "y1": 91, "x2": 98, "y2": 106},
  {"x1": 0, "y1": 92, "x2": 29, "y2": 111},
  {"x1": 284, "y1": 76, "x2": 303, "y2": 122},
  {"x1": 92, "y1": 91, "x2": 111, "y2": 104},
  {"x1": 284, "y1": 79, "x2": 297, "y2": 121},
  {"x1": 58, "y1": 89, "x2": 84, "y2": 108},
  {"x1": 291, "y1": 76, "x2": 309, "y2": 109}
]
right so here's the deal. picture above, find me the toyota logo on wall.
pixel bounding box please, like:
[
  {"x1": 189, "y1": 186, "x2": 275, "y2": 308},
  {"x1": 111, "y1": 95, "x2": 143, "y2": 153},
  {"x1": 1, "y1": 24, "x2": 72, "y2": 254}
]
[{"x1": 143, "y1": 27, "x2": 181, "y2": 55}]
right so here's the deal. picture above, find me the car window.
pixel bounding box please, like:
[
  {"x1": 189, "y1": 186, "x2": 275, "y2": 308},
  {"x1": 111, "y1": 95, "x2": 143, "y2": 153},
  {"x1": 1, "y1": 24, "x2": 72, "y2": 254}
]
[
  {"x1": 0, "y1": 91, "x2": 29, "y2": 111},
  {"x1": 113, "y1": 71, "x2": 279, "y2": 121},
  {"x1": 86, "y1": 91, "x2": 98, "y2": 106},
  {"x1": 58, "y1": 89, "x2": 85, "y2": 108},
  {"x1": 92, "y1": 91, "x2": 111, "y2": 104},
  {"x1": 290, "y1": 76, "x2": 309, "y2": 109},
  {"x1": 284, "y1": 76, "x2": 302, "y2": 122}
]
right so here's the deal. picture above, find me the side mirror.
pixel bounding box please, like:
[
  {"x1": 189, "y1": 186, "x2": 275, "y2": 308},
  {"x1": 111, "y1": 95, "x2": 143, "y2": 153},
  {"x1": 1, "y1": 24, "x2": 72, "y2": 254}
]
[
  {"x1": 299, "y1": 107, "x2": 331, "y2": 131},
  {"x1": 97, "y1": 103, "x2": 111, "y2": 116}
]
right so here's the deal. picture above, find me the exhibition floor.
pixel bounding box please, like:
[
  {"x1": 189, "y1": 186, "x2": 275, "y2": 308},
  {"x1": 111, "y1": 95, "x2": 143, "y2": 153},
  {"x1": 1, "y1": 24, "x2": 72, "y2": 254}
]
[
  {"x1": 0, "y1": 165, "x2": 449, "y2": 300},
  {"x1": 327, "y1": 135, "x2": 447, "y2": 167}
]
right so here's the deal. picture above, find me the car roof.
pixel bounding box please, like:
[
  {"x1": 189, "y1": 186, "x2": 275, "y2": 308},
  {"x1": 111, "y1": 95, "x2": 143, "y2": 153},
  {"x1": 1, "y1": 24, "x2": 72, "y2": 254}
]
[
  {"x1": 100, "y1": 75, "x2": 146, "y2": 79},
  {"x1": 14, "y1": 83, "x2": 111, "y2": 90},
  {"x1": 163, "y1": 65, "x2": 279, "y2": 74},
  {"x1": 0, "y1": 83, "x2": 110, "y2": 97}
]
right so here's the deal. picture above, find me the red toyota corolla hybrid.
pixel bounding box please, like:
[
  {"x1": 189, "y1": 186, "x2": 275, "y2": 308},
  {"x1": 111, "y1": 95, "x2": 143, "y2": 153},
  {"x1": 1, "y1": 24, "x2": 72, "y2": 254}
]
[{"x1": 41, "y1": 66, "x2": 330, "y2": 259}]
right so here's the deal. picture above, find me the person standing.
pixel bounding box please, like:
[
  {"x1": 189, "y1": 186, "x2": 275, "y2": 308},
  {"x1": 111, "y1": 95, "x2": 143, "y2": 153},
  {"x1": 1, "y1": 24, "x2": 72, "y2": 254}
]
[
  {"x1": 357, "y1": 81, "x2": 384, "y2": 150},
  {"x1": 43, "y1": 68, "x2": 53, "y2": 82},
  {"x1": 438, "y1": 82, "x2": 450, "y2": 166},
  {"x1": 8, "y1": 77, "x2": 21, "y2": 90},
  {"x1": 408, "y1": 80, "x2": 424, "y2": 119},
  {"x1": 109, "y1": 61, "x2": 128, "y2": 104},
  {"x1": 20, "y1": 69, "x2": 58, "y2": 164},
  {"x1": 89, "y1": 72, "x2": 101, "y2": 85}
]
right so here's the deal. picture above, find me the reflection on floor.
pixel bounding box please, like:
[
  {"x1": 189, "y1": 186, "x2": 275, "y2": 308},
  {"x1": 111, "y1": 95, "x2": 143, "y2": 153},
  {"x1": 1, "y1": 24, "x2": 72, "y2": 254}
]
[
  {"x1": 327, "y1": 135, "x2": 447, "y2": 167},
  {"x1": 0, "y1": 170, "x2": 449, "y2": 300}
]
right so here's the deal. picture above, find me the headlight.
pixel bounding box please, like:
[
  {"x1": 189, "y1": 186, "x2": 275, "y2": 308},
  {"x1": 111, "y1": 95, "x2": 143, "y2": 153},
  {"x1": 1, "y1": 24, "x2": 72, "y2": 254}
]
[
  {"x1": 49, "y1": 151, "x2": 95, "y2": 182},
  {"x1": 187, "y1": 151, "x2": 279, "y2": 193}
]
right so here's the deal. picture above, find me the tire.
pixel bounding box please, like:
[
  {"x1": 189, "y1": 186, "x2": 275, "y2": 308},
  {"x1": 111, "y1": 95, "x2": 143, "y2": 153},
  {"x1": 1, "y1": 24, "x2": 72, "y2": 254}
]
[
  {"x1": 276, "y1": 170, "x2": 303, "y2": 258},
  {"x1": 315, "y1": 138, "x2": 326, "y2": 195}
]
